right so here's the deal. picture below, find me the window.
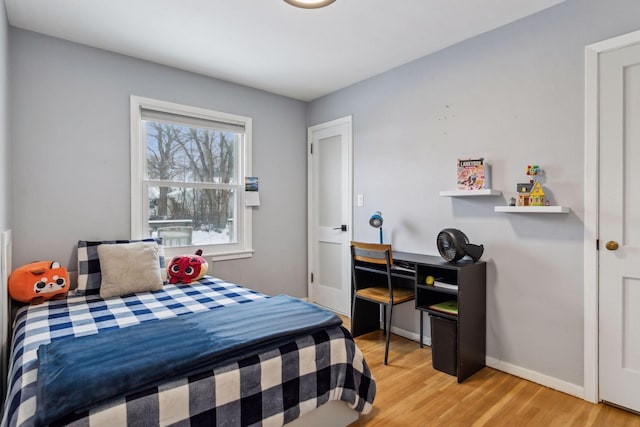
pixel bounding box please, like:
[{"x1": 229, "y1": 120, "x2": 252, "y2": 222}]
[{"x1": 130, "y1": 96, "x2": 253, "y2": 260}]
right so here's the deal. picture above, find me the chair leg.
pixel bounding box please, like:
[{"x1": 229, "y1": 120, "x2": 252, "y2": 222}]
[
  {"x1": 382, "y1": 305, "x2": 386, "y2": 334},
  {"x1": 419, "y1": 310, "x2": 424, "y2": 348},
  {"x1": 384, "y1": 303, "x2": 393, "y2": 365},
  {"x1": 350, "y1": 295, "x2": 357, "y2": 336}
]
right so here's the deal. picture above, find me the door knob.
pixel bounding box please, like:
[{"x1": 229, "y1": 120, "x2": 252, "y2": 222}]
[
  {"x1": 333, "y1": 225, "x2": 347, "y2": 232},
  {"x1": 605, "y1": 241, "x2": 619, "y2": 251}
]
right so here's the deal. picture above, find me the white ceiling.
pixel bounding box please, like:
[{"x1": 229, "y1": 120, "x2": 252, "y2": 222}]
[{"x1": 5, "y1": 0, "x2": 566, "y2": 101}]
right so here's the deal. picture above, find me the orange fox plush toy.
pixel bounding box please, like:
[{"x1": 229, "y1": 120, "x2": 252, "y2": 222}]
[{"x1": 9, "y1": 261, "x2": 69, "y2": 304}]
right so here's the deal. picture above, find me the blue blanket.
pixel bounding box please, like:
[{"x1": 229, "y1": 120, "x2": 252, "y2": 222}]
[{"x1": 35, "y1": 294, "x2": 341, "y2": 426}]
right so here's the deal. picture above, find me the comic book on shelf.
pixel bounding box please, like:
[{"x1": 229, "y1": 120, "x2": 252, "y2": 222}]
[{"x1": 457, "y1": 158, "x2": 490, "y2": 190}]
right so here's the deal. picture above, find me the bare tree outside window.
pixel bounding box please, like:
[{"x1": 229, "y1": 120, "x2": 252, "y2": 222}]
[{"x1": 145, "y1": 121, "x2": 240, "y2": 247}]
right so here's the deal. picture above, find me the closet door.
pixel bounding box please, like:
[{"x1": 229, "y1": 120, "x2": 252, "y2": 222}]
[{"x1": 598, "y1": 40, "x2": 640, "y2": 413}]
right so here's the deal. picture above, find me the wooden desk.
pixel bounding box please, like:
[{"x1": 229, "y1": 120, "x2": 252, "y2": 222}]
[{"x1": 351, "y1": 251, "x2": 486, "y2": 382}]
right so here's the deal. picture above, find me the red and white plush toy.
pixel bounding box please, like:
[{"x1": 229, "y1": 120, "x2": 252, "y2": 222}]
[
  {"x1": 8, "y1": 261, "x2": 69, "y2": 304},
  {"x1": 167, "y1": 249, "x2": 208, "y2": 284}
]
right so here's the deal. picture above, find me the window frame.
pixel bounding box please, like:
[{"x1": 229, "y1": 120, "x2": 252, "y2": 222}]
[{"x1": 130, "y1": 95, "x2": 253, "y2": 261}]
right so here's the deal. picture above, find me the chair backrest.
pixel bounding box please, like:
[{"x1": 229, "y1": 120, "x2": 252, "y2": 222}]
[
  {"x1": 351, "y1": 241, "x2": 393, "y2": 266},
  {"x1": 350, "y1": 241, "x2": 394, "y2": 299}
]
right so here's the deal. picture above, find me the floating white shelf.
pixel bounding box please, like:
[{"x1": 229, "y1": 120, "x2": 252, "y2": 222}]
[
  {"x1": 494, "y1": 206, "x2": 570, "y2": 214},
  {"x1": 439, "y1": 189, "x2": 502, "y2": 197}
]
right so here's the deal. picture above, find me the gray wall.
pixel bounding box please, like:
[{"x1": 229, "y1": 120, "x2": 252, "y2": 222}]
[
  {"x1": 0, "y1": 4, "x2": 9, "y2": 231},
  {"x1": 308, "y1": 0, "x2": 640, "y2": 387},
  {"x1": 9, "y1": 29, "x2": 308, "y2": 298}
]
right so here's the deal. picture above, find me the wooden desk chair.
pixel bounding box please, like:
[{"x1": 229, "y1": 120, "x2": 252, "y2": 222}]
[{"x1": 350, "y1": 241, "x2": 415, "y2": 365}]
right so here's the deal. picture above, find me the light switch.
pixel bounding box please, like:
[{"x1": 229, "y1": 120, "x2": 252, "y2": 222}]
[{"x1": 357, "y1": 194, "x2": 364, "y2": 207}]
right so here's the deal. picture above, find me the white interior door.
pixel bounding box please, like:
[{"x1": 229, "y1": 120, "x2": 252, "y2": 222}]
[
  {"x1": 308, "y1": 116, "x2": 352, "y2": 315},
  {"x1": 598, "y1": 41, "x2": 640, "y2": 412}
]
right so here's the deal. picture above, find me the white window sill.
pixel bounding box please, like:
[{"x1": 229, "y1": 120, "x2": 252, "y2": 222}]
[
  {"x1": 207, "y1": 249, "x2": 254, "y2": 261},
  {"x1": 164, "y1": 246, "x2": 254, "y2": 262}
]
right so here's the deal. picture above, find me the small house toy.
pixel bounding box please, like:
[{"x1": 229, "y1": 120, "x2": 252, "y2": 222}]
[
  {"x1": 528, "y1": 181, "x2": 545, "y2": 206},
  {"x1": 516, "y1": 182, "x2": 533, "y2": 206},
  {"x1": 516, "y1": 164, "x2": 545, "y2": 206}
]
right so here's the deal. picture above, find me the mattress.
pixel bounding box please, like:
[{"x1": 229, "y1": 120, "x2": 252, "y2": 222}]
[{"x1": 1, "y1": 276, "x2": 375, "y2": 426}]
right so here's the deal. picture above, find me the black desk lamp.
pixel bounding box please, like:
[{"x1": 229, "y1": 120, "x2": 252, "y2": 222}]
[{"x1": 369, "y1": 211, "x2": 384, "y2": 244}]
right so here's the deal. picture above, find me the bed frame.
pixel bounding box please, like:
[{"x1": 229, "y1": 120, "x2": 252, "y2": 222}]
[{"x1": 288, "y1": 400, "x2": 359, "y2": 426}]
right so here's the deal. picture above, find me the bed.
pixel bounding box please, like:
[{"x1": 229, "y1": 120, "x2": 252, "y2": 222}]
[{"x1": 0, "y1": 240, "x2": 376, "y2": 427}]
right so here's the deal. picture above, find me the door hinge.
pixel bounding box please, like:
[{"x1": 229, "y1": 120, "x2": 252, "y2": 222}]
[
  {"x1": 310, "y1": 143, "x2": 313, "y2": 154},
  {"x1": 310, "y1": 272, "x2": 314, "y2": 283},
  {"x1": 596, "y1": 239, "x2": 599, "y2": 250}
]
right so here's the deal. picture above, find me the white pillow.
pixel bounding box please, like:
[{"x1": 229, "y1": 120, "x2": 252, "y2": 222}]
[{"x1": 97, "y1": 241, "x2": 164, "y2": 299}]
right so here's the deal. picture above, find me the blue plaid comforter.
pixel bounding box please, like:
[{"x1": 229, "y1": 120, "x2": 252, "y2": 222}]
[{"x1": 1, "y1": 277, "x2": 376, "y2": 426}]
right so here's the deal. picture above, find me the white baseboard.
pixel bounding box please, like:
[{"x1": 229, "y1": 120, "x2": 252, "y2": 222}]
[
  {"x1": 390, "y1": 325, "x2": 431, "y2": 347},
  {"x1": 486, "y1": 356, "x2": 584, "y2": 399},
  {"x1": 388, "y1": 325, "x2": 584, "y2": 400},
  {"x1": 335, "y1": 318, "x2": 585, "y2": 401}
]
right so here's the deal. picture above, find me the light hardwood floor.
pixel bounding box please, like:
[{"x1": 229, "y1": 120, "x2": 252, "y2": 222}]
[{"x1": 342, "y1": 318, "x2": 640, "y2": 427}]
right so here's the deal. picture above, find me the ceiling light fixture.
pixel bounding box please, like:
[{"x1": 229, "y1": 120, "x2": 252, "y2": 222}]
[{"x1": 283, "y1": 0, "x2": 336, "y2": 9}]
